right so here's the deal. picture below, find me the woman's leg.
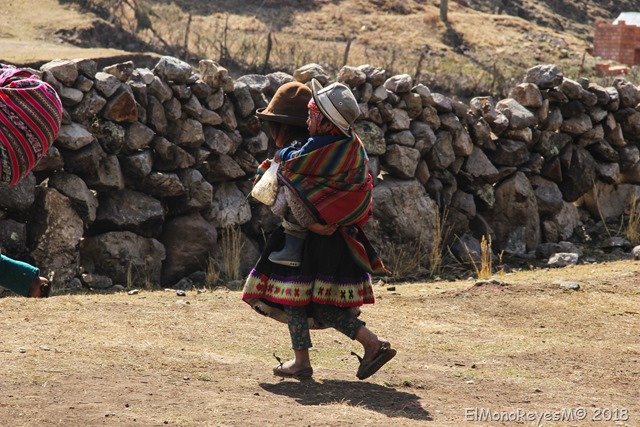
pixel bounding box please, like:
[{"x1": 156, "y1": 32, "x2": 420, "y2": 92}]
[
  {"x1": 354, "y1": 324, "x2": 390, "y2": 361},
  {"x1": 312, "y1": 304, "x2": 392, "y2": 362},
  {"x1": 311, "y1": 304, "x2": 365, "y2": 340},
  {"x1": 277, "y1": 305, "x2": 313, "y2": 374}
]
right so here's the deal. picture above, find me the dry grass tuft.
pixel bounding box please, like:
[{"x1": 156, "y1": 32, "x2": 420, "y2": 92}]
[
  {"x1": 125, "y1": 260, "x2": 154, "y2": 290},
  {"x1": 381, "y1": 238, "x2": 425, "y2": 278},
  {"x1": 626, "y1": 196, "x2": 640, "y2": 246},
  {"x1": 380, "y1": 208, "x2": 451, "y2": 278},
  {"x1": 126, "y1": 261, "x2": 133, "y2": 289},
  {"x1": 467, "y1": 235, "x2": 493, "y2": 280},
  {"x1": 221, "y1": 225, "x2": 243, "y2": 281},
  {"x1": 205, "y1": 255, "x2": 220, "y2": 288},
  {"x1": 428, "y1": 208, "x2": 451, "y2": 276}
]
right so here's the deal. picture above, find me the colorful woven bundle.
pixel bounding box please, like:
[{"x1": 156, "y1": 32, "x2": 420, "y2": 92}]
[
  {"x1": 255, "y1": 133, "x2": 391, "y2": 276},
  {"x1": 0, "y1": 64, "x2": 63, "y2": 185},
  {"x1": 257, "y1": 133, "x2": 373, "y2": 227}
]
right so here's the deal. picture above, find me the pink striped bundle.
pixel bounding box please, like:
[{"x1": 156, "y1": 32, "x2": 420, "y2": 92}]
[{"x1": 0, "y1": 64, "x2": 62, "y2": 185}]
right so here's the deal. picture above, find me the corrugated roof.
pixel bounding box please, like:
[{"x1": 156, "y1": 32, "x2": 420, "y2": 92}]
[{"x1": 613, "y1": 12, "x2": 640, "y2": 26}]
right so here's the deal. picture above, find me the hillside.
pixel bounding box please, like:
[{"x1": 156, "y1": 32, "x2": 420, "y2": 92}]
[{"x1": 1, "y1": 0, "x2": 639, "y2": 99}]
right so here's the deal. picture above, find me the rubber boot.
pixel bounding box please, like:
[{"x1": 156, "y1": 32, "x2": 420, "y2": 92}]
[{"x1": 269, "y1": 233, "x2": 305, "y2": 267}]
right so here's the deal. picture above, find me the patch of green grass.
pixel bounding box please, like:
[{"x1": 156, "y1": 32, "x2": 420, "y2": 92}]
[{"x1": 196, "y1": 372, "x2": 212, "y2": 382}]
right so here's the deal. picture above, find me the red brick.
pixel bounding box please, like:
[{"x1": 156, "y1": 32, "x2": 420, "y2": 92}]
[{"x1": 593, "y1": 21, "x2": 640, "y2": 65}]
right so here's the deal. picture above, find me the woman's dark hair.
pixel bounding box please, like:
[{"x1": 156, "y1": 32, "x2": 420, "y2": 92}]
[{"x1": 267, "y1": 121, "x2": 309, "y2": 149}]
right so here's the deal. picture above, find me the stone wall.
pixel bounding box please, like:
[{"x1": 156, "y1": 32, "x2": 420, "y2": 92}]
[{"x1": 2, "y1": 56, "x2": 640, "y2": 291}]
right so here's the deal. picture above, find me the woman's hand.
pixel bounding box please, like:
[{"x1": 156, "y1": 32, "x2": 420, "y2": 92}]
[
  {"x1": 308, "y1": 223, "x2": 339, "y2": 236},
  {"x1": 28, "y1": 276, "x2": 50, "y2": 298}
]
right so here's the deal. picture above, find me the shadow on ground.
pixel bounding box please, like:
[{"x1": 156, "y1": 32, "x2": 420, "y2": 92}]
[{"x1": 260, "y1": 379, "x2": 432, "y2": 421}]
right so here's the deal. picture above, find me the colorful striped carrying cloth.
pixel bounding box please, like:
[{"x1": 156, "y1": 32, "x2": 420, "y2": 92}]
[
  {"x1": 0, "y1": 64, "x2": 63, "y2": 185},
  {"x1": 279, "y1": 132, "x2": 372, "y2": 226},
  {"x1": 262, "y1": 132, "x2": 390, "y2": 276}
]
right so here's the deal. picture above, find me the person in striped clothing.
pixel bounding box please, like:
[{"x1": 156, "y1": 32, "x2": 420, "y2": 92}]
[{"x1": 0, "y1": 64, "x2": 62, "y2": 298}]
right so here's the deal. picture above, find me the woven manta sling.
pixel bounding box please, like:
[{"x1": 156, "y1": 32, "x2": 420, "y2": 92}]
[{"x1": 0, "y1": 64, "x2": 63, "y2": 185}]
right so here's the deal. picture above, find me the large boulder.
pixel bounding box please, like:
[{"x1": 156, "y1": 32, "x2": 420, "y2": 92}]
[
  {"x1": 365, "y1": 177, "x2": 439, "y2": 268},
  {"x1": 159, "y1": 213, "x2": 218, "y2": 285},
  {"x1": 80, "y1": 231, "x2": 166, "y2": 287},
  {"x1": 481, "y1": 172, "x2": 540, "y2": 254},
  {"x1": 30, "y1": 188, "x2": 84, "y2": 286}
]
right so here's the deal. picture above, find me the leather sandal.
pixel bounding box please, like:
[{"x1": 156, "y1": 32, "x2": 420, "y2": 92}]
[
  {"x1": 273, "y1": 364, "x2": 314, "y2": 379},
  {"x1": 272, "y1": 354, "x2": 313, "y2": 380},
  {"x1": 352, "y1": 341, "x2": 396, "y2": 380}
]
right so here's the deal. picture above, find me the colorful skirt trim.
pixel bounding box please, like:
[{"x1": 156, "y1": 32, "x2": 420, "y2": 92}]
[{"x1": 242, "y1": 269, "x2": 375, "y2": 307}]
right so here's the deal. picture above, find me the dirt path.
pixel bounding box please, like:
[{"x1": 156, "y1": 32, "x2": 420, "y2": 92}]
[{"x1": 0, "y1": 261, "x2": 638, "y2": 426}]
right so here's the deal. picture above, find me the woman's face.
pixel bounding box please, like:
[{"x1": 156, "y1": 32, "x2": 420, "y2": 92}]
[{"x1": 307, "y1": 110, "x2": 329, "y2": 136}]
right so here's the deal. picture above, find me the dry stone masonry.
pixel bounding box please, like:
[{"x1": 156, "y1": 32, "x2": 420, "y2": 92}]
[{"x1": 1, "y1": 57, "x2": 639, "y2": 291}]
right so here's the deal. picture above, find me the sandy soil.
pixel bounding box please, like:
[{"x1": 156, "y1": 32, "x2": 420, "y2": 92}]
[{"x1": 0, "y1": 260, "x2": 638, "y2": 426}]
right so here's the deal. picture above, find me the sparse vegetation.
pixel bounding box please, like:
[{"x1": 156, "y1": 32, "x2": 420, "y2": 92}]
[
  {"x1": 126, "y1": 260, "x2": 133, "y2": 289},
  {"x1": 380, "y1": 238, "x2": 425, "y2": 278},
  {"x1": 205, "y1": 254, "x2": 220, "y2": 288},
  {"x1": 21, "y1": 0, "x2": 635, "y2": 101}
]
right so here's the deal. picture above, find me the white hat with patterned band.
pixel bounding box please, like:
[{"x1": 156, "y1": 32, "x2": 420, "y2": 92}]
[{"x1": 310, "y1": 78, "x2": 360, "y2": 135}]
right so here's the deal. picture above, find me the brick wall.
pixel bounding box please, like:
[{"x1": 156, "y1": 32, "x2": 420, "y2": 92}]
[{"x1": 594, "y1": 19, "x2": 640, "y2": 65}]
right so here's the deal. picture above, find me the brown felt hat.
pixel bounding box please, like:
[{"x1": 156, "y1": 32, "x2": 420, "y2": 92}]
[{"x1": 255, "y1": 81, "x2": 312, "y2": 127}]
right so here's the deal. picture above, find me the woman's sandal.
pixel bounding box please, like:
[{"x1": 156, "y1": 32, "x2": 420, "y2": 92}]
[
  {"x1": 272, "y1": 354, "x2": 313, "y2": 380},
  {"x1": 352, "y1": 341, "x2": 397, "y2": 380}
]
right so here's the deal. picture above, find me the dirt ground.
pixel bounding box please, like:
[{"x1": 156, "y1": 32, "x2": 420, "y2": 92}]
[
  {"x1": 0, "y1": 260, "x2": 638, "y2": 427},
  {"x1": 0, "y1": 2, "x2": 638, "y2": 425}
]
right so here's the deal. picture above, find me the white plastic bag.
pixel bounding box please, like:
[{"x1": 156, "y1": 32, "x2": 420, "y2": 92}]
[{"x1": 251, "y1": 161, "x2": 279, "y2": 206}]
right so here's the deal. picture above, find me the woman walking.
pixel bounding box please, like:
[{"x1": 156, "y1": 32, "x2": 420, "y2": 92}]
[{"x1": 242, "y1": 79, "x2": 395, "y2": 380}]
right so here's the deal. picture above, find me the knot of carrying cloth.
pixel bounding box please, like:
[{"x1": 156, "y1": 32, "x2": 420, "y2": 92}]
[{"x1": 0, "y1": 64, "x2": 63, "y2": 186}]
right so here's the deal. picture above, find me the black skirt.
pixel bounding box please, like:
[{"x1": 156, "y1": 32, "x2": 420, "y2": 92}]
[{"x1": 241, "y1": 227, "x2": 374, "y2": 327}]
